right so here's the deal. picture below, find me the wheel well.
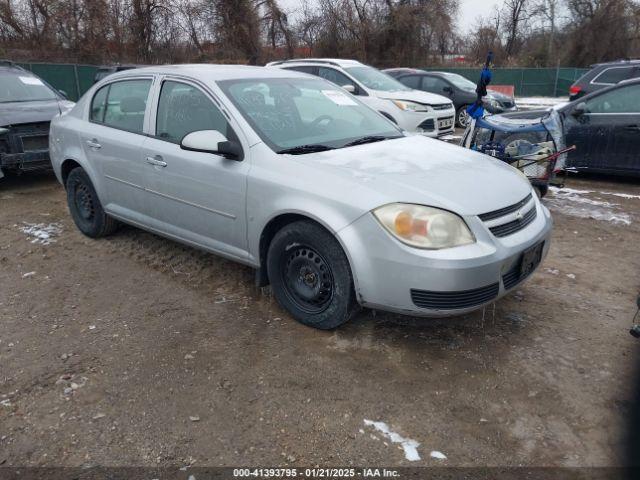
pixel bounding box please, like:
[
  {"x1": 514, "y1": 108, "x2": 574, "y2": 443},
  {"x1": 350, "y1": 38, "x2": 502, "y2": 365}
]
[
  {"x1": 256, "y1": 213, "x2": 327, "y2": 287},
  {"x1": 60, "y1": 159, "x2": 82, "y2": 187}
]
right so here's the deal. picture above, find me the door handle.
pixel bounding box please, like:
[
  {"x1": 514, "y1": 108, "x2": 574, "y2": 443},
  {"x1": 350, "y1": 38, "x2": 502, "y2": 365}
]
[
  {"x1": 86, "y1": 139, "x2": 101, "y2": 149},
  {"x1": 146, "y1": 155, "x2": 167, "y2": 167}
]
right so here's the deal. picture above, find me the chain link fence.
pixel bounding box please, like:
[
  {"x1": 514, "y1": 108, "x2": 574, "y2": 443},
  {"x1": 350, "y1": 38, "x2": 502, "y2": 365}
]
[
  {"x1": 13, "y1": 62, "x2": 590, "y2": 100},
  {"x1": 423, "y1": 67, "x2": 590, "y2": 97}
]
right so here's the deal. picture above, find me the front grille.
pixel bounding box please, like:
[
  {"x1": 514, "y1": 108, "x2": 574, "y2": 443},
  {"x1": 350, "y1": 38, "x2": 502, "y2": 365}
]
[
  {"x1": 489, "y1": 206, "x2": 537, "y2": 237},
  {"x1": 411, "y1": 283, "x2": 500, "y2": 310},
  {"x1": 479, "y1": 193, "x2": 533, "y2": 221},
  {"x1": 418, "y1": 119, "x2": 435, "y2": 131},
  {"x1": 502, "y1": 267, "x2": 521, "y2": 290},
  {"x1": 22, "y1": 135, "x2": 49, "y2": 151},
  {"x1": 431, "y1": 103, "x2": 452, "y2": 111},
  {"x1": 11, "y1": 122, "x2": 50, "y2": 135},
  {"x1": 0, "y1": 138, "x2": 9, "y2": 154}
]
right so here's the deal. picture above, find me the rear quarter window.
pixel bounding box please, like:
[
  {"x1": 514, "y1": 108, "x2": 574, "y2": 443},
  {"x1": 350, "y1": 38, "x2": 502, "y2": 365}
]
[{"x1": 592, "y1": 66, "x2": 634, "y2": 85}]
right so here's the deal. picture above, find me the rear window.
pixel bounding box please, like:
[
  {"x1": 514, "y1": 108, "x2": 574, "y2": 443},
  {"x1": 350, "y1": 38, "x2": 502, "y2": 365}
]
[
  {"x1": 592, "y1": 66, "x2": 634, "y2": 85},
  {"x1": 0, "y1": 71, "x2": 57, "y2": 103}
]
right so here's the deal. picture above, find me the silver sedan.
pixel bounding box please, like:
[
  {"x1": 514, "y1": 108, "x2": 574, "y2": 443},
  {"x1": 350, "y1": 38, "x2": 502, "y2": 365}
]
[{"x1": 49, "y1": 65, "x2": 552, "y2": 329}]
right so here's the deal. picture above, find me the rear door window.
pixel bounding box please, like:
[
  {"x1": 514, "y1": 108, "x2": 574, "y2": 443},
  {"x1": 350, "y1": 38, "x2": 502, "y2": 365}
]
[
  {"x1": 91, "y1": 79, "x2": 152, "y2": 134},
  {"x1": 592, "y1": 66, "x2": 634, "y2": 85},
  {"x1": 283, "y1": 66, "x2": 317, "y2": 75},
  {"x1": 398, "y1": 75, "x2": 421, "y2": 89}
]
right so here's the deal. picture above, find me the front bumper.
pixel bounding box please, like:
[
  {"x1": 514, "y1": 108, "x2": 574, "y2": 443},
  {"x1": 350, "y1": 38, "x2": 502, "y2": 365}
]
[
  {"x1": 395, "y1": 109, "x2": 456, "y2": 138},
  {"x1": 338, "y1": 197, "x2": 553, "y2": 317}
]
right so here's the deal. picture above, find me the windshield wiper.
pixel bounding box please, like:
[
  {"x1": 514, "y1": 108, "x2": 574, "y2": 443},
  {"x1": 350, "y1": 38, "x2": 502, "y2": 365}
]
[
  {"x1": 277, "y1": 144, "x2": 335, "y2": 155},
  {"x1": 343, "y1": 135, "x2": 393, "y2": 148}
]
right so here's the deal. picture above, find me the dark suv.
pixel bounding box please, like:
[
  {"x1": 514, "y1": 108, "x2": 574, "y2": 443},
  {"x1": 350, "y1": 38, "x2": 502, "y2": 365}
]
[
  {"x1": 569, "y1": 59, "x2": 640, "y2": 101},
  {"x1": 385, "y1": 68, "x2": 517, "y2": 127},
  {"x1": 0, "y1": 61, "x2": 74, "y2": 177}
]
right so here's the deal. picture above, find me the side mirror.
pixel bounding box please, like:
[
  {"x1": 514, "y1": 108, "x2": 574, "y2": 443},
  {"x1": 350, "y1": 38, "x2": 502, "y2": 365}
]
[
  {"x1": 180, "y1": 130, "x2": 243, "y2": 160},
  {"x1": 572, "y1": 102, "x2": 587, "y2": 117},
  {"x1": 342, "y1": 84, "x2": 356, "y2": 94}
]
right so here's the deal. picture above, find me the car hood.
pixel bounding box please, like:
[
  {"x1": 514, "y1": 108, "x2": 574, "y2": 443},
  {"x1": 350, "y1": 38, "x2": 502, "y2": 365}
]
[
  {"x1": 0, "y1": 99, "x2": 65, "y2": 127},
  {"x1": 296, "y1": 136, "x2": 532, "y2": 216},
  {"x1": 373, "y1": 89, "x2": 452, "y2": 106}
]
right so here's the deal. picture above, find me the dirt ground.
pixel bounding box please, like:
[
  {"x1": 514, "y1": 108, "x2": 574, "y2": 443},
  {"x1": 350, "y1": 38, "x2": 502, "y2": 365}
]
[{"x1": 1, "y1": 171, "x2": 639, "y2": 469}]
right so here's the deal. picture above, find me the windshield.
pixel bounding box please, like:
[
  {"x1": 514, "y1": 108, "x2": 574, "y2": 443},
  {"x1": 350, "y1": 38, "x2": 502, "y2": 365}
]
[
  {"x1": 218, "y1": 77, "x2": 402, "y2": 152},
  {"x1": 0, "y1": 72, "x2": 58, "y2": 103},
  {"x1": 345, "y1": 66, "x2": 412, "y2": 92},
  {"x1": 442, "y1": 73, "x2": 477, "y2": 91}
]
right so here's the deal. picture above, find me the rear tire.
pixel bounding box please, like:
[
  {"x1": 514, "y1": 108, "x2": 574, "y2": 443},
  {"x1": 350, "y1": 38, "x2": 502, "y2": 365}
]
[
  {"x1": 266, "y1": 220, "x2": 358, "y2": 330},
  {"x1": 66, "y1": 167, "x2": 119, "y2": 238}
]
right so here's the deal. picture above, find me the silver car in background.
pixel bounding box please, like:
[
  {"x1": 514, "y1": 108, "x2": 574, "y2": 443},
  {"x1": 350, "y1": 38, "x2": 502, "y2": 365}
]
[{"x1": 49, "y1": 65, "x2": 552, "y2": 329}]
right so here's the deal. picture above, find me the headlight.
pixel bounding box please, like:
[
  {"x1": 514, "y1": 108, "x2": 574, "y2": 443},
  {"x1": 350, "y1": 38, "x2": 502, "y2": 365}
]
[
  {"x1": 487, "y1": 98, "x2": 500, "y2": 108},
  {"x1": 392, "y1": 100, "x2": 428, "y2": 112},
  {"x1": 0, "y1": 127, "x2": 8, "y2": 136},
  {"x1": 373, "y1": 203, "x2": 475, "y2": 249}
]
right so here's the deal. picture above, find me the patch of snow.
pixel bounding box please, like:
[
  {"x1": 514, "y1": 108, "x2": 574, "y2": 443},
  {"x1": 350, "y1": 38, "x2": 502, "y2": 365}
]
[
  {"x1": 364, "y1": 419, "x2": 421, "y2": 462},
  {"x1": 545, "y1": 268, "x2": 559, "y2": 275},
  {"x1": 566, "y1": 273, "x2": 576, "y2": 279},
  {"x1": 21, "y1": 271, "x2": 36, "y2": 278},
  {"x1": 19, "y1": 222, "x2": 62, "y2": 245},
  {"x1": 430, "y1": 451, "x2": 447, "y2": 460},
  {"x1": 545, "y1": 187, "x2": 632, "y2": 225}
]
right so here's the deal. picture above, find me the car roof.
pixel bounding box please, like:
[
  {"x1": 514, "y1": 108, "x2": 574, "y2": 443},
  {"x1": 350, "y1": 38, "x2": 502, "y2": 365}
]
[
  {"x1": 103, "y1": 64, "x2": 313, "y2": 82},
  {"x1": 267, "y1": 58, "x2": 364, "y2": 68},
  {"x1": 383, "y1": 68, "x2": 422, "y2": 75},
  {"x1": 589, "y1": 59, "x2": 640, "y2": 68}
]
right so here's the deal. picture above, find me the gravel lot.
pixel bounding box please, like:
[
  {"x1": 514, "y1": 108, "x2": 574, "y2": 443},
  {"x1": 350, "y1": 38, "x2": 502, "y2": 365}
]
[{"x1": 1, "y1": 171, "x2": 639, "y2": 468}]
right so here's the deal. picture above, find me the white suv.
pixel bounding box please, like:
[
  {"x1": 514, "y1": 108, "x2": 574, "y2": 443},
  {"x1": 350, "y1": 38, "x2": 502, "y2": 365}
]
[{"x1": 267, "y1": 59, "x2": 456, "y2": 137}]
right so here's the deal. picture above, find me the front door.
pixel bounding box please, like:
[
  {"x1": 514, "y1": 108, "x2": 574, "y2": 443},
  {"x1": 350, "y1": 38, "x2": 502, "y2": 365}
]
[
  {"x1": 566, "y1": 83, "x2": 640, "y2": 173},
  {"x1": 141, "y1": 79, "x2": 250, "y2": 260}
]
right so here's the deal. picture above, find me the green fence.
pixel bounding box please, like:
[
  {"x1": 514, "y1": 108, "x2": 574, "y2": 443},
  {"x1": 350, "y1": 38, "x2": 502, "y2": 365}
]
[
  {"x1": 13, "y1": 62, "x2": 590, "y2": 100},
  {"x1": 423, "y1": 67, "x2": 590, "y2": 97},
  {"x1": 17, "y1": 63, "x2": 98, "y2": 101}
]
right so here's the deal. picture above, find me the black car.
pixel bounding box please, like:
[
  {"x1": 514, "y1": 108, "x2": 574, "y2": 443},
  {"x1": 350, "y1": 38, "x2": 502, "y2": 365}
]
[
  {"x1": 569, "y1": 59, "x2": 640, "y2": 101},
  {"x1": 0, "y1": 61, "x2": 74, "y2": 177},
  {"x1": 384, "y1": 68, "x2": 517, "y2": 127},
  {"x1": 561, "y1": 78, "x2": 640, "y2": 175}
]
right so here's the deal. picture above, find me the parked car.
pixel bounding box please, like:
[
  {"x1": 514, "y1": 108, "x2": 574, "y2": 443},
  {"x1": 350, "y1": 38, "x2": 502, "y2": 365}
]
[
  {"x1": 569, "y1": 59, "x2": 640, "y2": 101},
  {"x1": 267, "y1": 59, "x2": 456, "y2": 137},
  {"x1": 94, "y1": 65, "x2": 142, "y2": 83},
  {"x1": 467, "y1": 78, "x2": 640, "y2": 177},
  {"x1": 385, "y1": 68, "x2": 518, "y2": 128},
  {"x1": 562, "y1": 78, "x2": 640, "y2": 175},
  {"x1": 0, "y1": 61, "x2": 75, "y2": 177},
  {"x1": 50, "y1": 65, "x2": 552, "y2": 329}
]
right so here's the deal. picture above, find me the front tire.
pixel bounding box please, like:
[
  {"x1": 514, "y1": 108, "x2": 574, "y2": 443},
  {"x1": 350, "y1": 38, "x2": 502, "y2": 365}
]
[
  {"x1": 456, "y1": 105, "x2": 470, "y2": 128},
  {"x1": 66, "y1": 167, "x2": 119, "y2": 238},
  {"x1": 266, "y1": 221, "x2": 358, "y2": 329}
]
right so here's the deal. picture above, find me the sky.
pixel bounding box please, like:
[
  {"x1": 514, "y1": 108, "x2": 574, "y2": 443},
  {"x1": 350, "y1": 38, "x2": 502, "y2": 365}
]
[
  {"x1": 458, "y1": 0, "x2": 503, "y2": 32},
  {"x1": 280, "y1": 0, "x2": 504, "y2": 33}
]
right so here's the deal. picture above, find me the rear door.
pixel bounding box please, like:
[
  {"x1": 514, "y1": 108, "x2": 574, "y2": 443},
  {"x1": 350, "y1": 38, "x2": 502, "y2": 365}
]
[
  {"x1": 141, "y1": 78, "x2": 250, "y2": 259},
  {"x1": 82, "y1": 77, "x2": 154, "y2": 222}
]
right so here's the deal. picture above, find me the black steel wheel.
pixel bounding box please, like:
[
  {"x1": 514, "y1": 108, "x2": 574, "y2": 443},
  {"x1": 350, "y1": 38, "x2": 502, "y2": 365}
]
[
  {"x1": 66, "y1": 167, "x2": 119, "y2": 238},
  {"x1": 281, "y1": 244, "x2": 334, "y2": 314},
  {"x1": 267, "y1": 220, "x2": 358, "y2": 329}
]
